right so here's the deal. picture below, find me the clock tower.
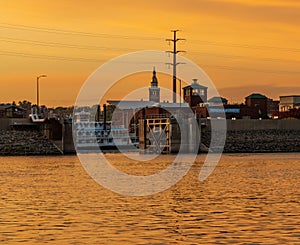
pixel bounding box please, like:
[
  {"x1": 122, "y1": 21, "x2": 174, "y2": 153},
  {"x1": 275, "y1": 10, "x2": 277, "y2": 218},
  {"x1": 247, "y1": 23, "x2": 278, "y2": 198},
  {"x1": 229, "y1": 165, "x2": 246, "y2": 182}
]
[{"x1": 149, "y1": 67, "x2": 160, "y2": 103}]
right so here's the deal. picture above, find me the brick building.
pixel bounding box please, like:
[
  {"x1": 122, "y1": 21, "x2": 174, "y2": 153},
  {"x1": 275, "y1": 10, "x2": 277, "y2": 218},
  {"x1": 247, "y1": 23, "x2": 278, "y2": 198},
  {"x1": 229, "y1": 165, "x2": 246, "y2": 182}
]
[
  {"x1": 279, "y1": 95, "x2": 300, "y2": 112},
  {"x1": 183, "y1": 79, "x2": 208, "y2": 107},
  {"x1": 245, "y1": 93, "x2": 268, "y2": 119}
]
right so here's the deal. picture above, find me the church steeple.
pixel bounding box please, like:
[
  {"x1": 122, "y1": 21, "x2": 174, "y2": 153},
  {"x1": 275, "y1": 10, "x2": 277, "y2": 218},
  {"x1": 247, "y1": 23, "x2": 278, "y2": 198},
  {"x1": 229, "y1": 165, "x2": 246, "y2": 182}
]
[
  {"x1": 151, "y1": 67, "x2": 158, "y2": 87},
  {"x1": 149, "y1": 67, "x2": 160, "y2": 103}
]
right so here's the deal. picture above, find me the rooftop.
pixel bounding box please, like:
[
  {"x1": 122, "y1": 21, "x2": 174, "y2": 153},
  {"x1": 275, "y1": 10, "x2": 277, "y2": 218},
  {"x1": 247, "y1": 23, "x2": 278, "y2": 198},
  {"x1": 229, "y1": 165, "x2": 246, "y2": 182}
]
[
  {"x1": 0, "y1": 104, "x2": 25, "y2": 110},
  {"x1": 208, "y1": 96, "x2": 228, "y2": 103},
  {"x1": 107, "y1": 100, "x2": 189, "y2": 110},
  {"x1": 279, "y1": 95, "x2": 300, "y2": 98},
  {"x1": 246, "y1": 93, "x2": 267, "y2": 99},
  {"x1": 183, "y1": 79, "x2": 208, "y2": 90}
]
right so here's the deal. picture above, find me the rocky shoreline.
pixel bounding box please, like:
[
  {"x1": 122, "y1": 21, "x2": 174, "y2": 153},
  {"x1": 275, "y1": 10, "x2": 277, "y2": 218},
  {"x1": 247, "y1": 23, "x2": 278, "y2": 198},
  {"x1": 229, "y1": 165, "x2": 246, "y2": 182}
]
[
  {"x1": 0, "y1": 122, "x2": 300, "y2": 155},
  {"x1": 0, "y1": 129, "x2": 62, "y2": 156},
  {"x1": 202, "y1": 129, "x2": 300, "y2": 153}
]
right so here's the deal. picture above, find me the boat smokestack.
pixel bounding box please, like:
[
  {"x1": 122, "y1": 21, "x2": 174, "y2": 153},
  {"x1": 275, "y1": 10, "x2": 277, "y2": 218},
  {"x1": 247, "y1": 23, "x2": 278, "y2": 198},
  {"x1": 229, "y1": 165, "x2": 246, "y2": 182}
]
[
  {"x1": 103, "y1": 104, "x2": 107, "y2": 130},
  {"x1": 96, "y1": 104, "x2": 100, "y2": 122}
]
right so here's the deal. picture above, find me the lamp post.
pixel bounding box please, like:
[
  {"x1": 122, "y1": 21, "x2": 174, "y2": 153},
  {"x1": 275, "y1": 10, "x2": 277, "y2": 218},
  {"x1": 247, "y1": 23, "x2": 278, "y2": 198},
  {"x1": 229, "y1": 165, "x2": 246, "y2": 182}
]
[{"x1": 36, "y1": 74, "x2": 47, "y2": 113}]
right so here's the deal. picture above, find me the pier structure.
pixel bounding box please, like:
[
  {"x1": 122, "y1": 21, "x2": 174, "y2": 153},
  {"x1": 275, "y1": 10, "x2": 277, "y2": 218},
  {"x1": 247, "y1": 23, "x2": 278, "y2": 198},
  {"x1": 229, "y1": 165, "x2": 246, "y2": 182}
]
[
  {"x1": 139, "y1": 116, "x2": 171, "y2": 154},
  {"x1": 138, "y1": 113, "x2": 200, "y2": 154}
]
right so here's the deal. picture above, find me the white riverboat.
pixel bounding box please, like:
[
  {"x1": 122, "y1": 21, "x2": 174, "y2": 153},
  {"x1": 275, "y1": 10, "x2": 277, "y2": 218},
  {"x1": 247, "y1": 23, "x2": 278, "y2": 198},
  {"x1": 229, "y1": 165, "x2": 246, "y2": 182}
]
[{"x1": 73, "y1": 111, "x2": 138, "y2": 153}]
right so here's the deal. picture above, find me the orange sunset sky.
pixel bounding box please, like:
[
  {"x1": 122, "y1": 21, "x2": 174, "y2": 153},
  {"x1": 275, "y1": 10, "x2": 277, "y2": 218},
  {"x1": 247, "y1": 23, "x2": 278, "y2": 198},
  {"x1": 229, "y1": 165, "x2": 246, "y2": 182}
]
[{"x1": 1, "y1": 0, "x2": 300, "y2": 107}]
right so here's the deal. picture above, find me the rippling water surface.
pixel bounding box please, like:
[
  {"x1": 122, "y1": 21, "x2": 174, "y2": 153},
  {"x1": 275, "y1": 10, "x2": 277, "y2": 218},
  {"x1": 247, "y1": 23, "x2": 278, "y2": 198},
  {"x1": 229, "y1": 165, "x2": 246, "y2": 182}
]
[{"x1": 0, "y1": 153, "x2": 299, "y2": 244}]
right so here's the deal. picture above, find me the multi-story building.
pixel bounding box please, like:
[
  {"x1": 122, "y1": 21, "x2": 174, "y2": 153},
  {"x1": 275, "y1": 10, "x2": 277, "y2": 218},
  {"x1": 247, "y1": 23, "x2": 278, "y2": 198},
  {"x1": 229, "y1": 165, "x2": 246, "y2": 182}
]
[
  {"x1": 183, "y1": 79, "x2": 208, "y2": 107},
  {"x1": 245, "y1": 93, "x2": 268, "y2": 118},
  {"x1": 279, "y1": 95, "x2": 300, "y2": 112}
]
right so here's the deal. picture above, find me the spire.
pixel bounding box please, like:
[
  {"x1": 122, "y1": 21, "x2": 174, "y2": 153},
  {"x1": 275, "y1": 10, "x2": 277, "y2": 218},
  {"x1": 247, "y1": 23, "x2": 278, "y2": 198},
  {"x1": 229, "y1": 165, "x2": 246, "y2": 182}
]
[
  {"x1": 149, "y1": 67, "x2": 160, "y2": 103},
  {"x1": 151, "y1": 67, "x2": 158, "y2": 87}
]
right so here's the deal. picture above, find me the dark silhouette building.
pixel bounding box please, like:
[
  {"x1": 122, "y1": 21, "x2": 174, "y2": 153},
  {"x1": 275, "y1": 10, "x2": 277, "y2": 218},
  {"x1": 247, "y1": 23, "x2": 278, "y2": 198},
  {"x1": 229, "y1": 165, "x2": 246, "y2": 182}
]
[
  {"x1": 245, "y1": 93, "x2": 268, "y2": 118},
  {"x1": 267, "y1": 98, "x2": 279, "y2": 116},
  {"x1": 183, "y1": 79, "x2": 208, "y2": 107},
  {"x1": 208, "y1": 96, "x2": 228, "y2": 106},
  {"x1": 0, "y1": 104, "x2": 26, "y2": 118}
]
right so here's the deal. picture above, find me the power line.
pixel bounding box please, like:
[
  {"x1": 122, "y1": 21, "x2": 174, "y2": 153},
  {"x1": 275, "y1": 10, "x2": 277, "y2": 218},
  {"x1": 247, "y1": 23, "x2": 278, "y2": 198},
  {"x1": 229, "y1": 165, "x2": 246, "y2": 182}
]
[
  {"x1": 200, "y1": 64, "x2": 300, "y2": 75},
  {"x1": 2, "y1": 22, "x2": 299, "y2": 53},
  {"x1": 1, "y1": 35, "x2": 299, "y2": 64},
  {"x1": 0, "y1": 23, "x2": 162, "y2": 41},
  {"x1": 0, "y1": 50, "x2": 299, "y2": 75},
  {"x1": 186, "y1": 51, "x2": 300, "y2": 64},
  {"x1": 192, "y1": 39, "x2": 300, "y2": 53},
  {"x1": 1, "y1": 36, "x2": 299, "y2": 64},
  {"x1": 0, "y1": 50, "x2": 166, "y2": 65},
  {"x1": 0, "y1": 37, "x2": 140, "y2": 52},
  {"x1": 0, "y1": 50, "x2": 104, "y2": 62}
]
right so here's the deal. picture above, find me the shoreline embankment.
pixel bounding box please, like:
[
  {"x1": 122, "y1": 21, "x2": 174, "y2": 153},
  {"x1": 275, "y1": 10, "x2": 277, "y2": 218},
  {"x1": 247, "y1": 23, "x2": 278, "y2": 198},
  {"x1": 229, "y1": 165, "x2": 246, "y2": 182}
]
[
  {"x1": 202, "y1": 119, "x2": 300, "y2": 153},
  {"x1": 0, "y1": 118, "x2": 299, "y2": 155},
  {"x1": 0, "y1": 129, "x2": 62, "y2": 156}
]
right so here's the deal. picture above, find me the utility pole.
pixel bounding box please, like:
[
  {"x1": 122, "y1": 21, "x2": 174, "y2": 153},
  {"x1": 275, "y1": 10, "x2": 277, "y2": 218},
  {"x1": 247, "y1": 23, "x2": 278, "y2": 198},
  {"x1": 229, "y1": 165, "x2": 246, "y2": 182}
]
[{"x1": 166, "y1": 30, "x2": 185, "y2": 103}]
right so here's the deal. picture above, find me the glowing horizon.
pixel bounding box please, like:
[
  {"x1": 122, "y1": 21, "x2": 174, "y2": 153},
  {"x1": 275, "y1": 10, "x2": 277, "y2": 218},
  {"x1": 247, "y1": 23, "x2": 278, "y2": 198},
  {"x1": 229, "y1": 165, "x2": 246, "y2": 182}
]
[{"x1": 1, "y1": 0, "x2": 299, "y2": 107}]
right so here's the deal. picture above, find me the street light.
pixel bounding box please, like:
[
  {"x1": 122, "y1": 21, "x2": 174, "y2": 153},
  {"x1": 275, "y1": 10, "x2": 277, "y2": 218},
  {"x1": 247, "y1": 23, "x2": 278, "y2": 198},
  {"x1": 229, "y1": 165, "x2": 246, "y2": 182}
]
[{"x1": 37, "y1": 74, "x2": 47, "y2": 113}]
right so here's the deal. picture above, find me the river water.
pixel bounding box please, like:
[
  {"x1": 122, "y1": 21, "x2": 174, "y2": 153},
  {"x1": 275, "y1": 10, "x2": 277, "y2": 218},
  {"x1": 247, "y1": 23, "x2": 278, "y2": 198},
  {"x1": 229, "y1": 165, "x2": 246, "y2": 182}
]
[{"x1": 0, "y1": 153, "x2": 299, "y2": 244}]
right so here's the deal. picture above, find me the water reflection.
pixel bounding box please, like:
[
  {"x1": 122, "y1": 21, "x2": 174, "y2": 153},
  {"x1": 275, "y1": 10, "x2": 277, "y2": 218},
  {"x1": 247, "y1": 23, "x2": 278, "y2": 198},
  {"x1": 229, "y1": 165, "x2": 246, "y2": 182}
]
[{"x1": 0, "y1": 154, "x2": 299, "y2": 244}]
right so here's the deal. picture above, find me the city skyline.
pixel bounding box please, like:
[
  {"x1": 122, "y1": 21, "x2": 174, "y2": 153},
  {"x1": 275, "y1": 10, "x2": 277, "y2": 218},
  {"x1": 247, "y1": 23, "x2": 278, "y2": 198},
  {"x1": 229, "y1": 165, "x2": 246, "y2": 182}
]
[{"x1": 1, "y1": 0, "x2": 300, "y2": 106}]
